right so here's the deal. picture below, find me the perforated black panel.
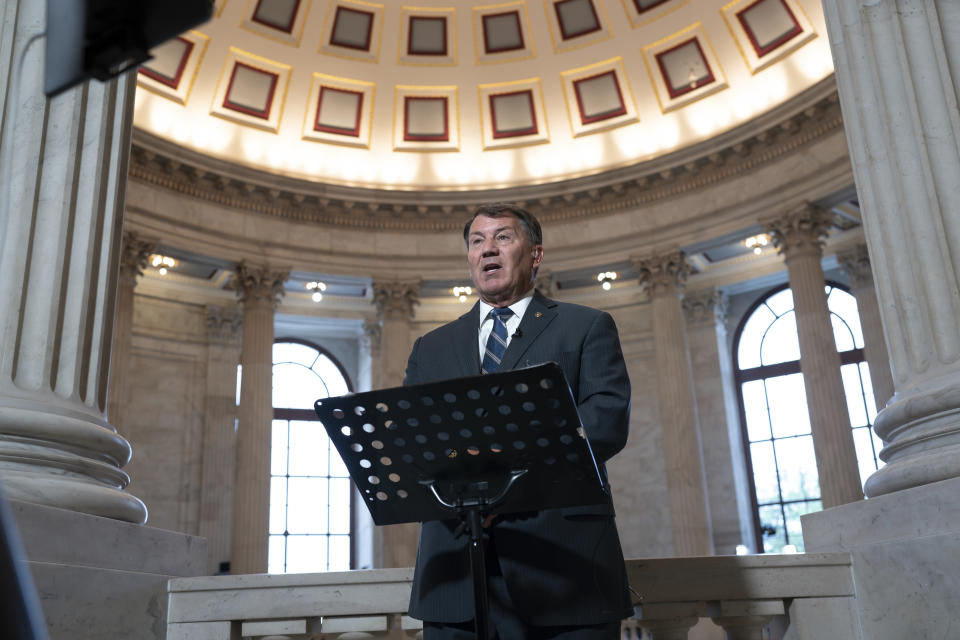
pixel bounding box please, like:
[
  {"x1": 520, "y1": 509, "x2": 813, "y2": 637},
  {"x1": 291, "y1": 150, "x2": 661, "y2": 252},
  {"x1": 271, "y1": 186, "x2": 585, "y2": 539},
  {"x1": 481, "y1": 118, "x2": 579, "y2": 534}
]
[{"x1": 314, "y1": 363, "x2": 608, "y2": 525}]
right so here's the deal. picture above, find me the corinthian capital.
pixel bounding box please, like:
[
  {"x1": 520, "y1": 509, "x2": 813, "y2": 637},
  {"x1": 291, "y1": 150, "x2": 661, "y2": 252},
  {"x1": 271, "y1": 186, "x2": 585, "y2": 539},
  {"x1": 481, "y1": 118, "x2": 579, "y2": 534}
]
[
  {"x1": 633, "y1": 250, "x2": 691, "y2": 298},
  {"x1": 765, "y1": 203, "x2": 834, "y2": 259},
  {"x1": 682, "y1": 288, "x2": 727, "y2": 326},
  {"x1": 206, "y1": 304, "x2": 243, "y2": 342},
  {"x1": 120, "y1": 231, "x2": 157, "y2": 285},
  {"x1": 372, "y1": 279, "x2": 421, "y2": 321},
  {"x1": 836, "y1": 243, "x2": 874, "y2": 289},
  {"x1": 535, "y1": 268, "x2": 557, "y2": 298},
  {"x1": 233, "y1": 262, "x2": 290, "y2": 309}
]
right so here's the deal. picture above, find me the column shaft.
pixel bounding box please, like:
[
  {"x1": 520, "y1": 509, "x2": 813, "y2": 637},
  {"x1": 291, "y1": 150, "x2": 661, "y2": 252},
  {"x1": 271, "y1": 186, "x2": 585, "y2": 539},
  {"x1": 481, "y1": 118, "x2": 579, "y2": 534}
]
[
  {"x1": 231, "y1": 264, "x2": 288, "y2": 574},
  {"x1": 0, "y1": 0, "x2": 145, "y2": 523},
  {"x1": 822, "y1": 0, "x2": 960, "y2": 496},
  {"x1": 635, "y1": 252, "x2": 713, "y2": 557}
]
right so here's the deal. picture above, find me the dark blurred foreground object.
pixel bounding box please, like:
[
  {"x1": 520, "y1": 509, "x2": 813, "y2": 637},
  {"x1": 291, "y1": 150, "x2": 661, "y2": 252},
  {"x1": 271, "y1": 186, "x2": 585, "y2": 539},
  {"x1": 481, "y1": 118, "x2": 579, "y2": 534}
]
[
  {"x1": 45, "y1": 0, "x2": 213, "y2": 96},
  {"x1": 0, "y1": 481, "x2": 49, "y2": 640}
]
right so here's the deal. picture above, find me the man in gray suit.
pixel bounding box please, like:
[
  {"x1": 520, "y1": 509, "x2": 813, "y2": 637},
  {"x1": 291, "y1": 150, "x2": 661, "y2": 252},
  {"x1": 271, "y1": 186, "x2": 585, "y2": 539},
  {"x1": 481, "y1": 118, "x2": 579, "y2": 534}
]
[{"x1": 404, "y1": 203, "x2": 633, "y2": 639}]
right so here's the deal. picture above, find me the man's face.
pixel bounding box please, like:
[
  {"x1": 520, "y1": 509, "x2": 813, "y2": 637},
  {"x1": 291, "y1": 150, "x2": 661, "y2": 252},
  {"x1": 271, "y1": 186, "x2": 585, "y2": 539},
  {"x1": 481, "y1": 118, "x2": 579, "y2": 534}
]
[{"x1": 467, "y1": 214, "x2": 543, "y2": 307}]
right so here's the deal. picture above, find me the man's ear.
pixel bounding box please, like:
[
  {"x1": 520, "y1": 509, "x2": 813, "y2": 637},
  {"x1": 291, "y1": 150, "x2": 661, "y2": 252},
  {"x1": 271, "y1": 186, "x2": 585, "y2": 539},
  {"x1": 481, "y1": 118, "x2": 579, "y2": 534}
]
[{"x1": 532, "y1": 245, "x2": 543, "y2": 266}]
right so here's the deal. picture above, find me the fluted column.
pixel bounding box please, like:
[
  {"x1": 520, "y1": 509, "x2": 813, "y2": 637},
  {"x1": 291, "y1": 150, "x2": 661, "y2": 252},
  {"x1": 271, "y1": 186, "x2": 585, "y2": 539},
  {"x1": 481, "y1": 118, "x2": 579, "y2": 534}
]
[
  {"x1": 822, "y1": 0, "x2": 960, "y2": 497},
  {"x1": 231, "y1": 263, "x2": 289, "y2": 574},
  {"x1": 371, "y1": 279, "x2": 420, "y2": 568},
  {"x1": 837, "y1": 244, "x2": 895, "y2": 411},
  {"x1": 200, "y1": 305, "x2": 242, "y2": 574},
  {"x1": 766, "y1": 205, "x2": 863, "y2": 507},
  {"x1": 0, "y1": 1, "x2": 146, "y2": 523},
  {"x1": 634, "y1": 251, "x2": 713, "y2": 556},
  {"x1": 108, "y1": 231, "x2": 156, "y2": 431}
]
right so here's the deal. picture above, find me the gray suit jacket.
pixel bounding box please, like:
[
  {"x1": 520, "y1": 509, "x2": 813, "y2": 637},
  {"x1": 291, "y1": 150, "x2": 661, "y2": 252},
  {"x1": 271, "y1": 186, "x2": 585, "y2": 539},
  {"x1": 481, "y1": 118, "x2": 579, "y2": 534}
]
[{"x1": 403, "y1": 291, "x2": 633, "y2": 626}]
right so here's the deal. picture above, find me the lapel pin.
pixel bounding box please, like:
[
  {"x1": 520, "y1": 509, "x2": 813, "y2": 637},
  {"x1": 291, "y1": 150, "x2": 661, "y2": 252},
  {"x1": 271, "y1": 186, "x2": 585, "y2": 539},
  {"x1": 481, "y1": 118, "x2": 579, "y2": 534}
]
[{"x1": 535, "y1": 312, "x2": 543, "y2": 318}]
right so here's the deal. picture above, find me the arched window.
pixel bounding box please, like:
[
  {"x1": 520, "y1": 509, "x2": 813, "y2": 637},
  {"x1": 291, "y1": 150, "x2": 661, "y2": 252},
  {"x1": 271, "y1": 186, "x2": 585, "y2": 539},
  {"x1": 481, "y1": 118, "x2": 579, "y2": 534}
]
[
  {"x1": 734, "y1": 283, "x2": 884, "y2": 553},
  {"x1": 269, "y1": 339, "x2": 353, "y2": 573}
]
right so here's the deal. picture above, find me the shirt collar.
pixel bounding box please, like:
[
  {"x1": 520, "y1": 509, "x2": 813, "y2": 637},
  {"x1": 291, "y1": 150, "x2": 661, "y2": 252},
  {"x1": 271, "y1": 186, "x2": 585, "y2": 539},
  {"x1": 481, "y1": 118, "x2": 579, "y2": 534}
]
[{"x1": 478, "y1": 292, "x2": 534, "y2": 327}]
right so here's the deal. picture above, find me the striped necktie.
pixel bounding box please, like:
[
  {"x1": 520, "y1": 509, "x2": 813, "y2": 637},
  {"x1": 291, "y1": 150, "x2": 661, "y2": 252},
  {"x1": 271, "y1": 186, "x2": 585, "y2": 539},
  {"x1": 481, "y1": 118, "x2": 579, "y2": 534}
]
[{"x1": 481, "y1": 307, "x2": 514, "y2": 374}]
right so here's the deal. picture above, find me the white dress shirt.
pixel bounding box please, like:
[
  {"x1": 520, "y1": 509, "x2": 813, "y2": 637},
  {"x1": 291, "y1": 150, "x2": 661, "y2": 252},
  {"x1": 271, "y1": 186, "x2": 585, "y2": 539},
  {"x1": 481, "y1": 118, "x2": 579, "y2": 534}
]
[{"x1": 477, "y1": 293, "x2": 534, "y2": 364}]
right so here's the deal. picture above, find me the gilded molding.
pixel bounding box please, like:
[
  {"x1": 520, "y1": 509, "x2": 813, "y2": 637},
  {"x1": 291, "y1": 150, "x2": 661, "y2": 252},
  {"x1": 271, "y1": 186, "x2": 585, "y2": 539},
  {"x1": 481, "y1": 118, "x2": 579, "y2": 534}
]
[{"x1": 128, "y1": 84, "x2": 843, "y2": 232}]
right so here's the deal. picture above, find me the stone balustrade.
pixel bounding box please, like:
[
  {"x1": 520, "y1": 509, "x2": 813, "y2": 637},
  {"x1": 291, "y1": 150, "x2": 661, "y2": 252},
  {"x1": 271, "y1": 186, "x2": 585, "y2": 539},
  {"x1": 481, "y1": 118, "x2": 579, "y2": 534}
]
[{"x1": 167, "y1": 554, "x2": 857, "y2": 640}]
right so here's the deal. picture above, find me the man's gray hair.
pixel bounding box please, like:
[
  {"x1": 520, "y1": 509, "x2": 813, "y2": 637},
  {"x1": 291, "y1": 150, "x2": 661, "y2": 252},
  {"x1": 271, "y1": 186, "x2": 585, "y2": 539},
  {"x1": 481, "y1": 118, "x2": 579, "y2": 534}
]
[{"x1": 462, "y1": 203, "x2": 543, "y2": 247}]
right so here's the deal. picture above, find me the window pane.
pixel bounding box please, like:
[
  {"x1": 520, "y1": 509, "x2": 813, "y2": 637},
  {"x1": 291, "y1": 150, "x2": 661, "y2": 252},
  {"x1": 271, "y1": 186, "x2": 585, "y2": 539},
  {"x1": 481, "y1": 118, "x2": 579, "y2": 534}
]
[
  {"x1": 313, "y1": 355, "x2": 349, "y2": 397},
  {"x1": 273, "y1": 342, "x2": 320, "y2": 367},
  {"x1": 738, "y1": 305, "x2": 776, "y2": 369},
  {"x1": 760, "y1": 312, "x2": 801, "y2": 365},
  {"x1": 272, "y1": 420, "x2": 289, "y2": 476},
  {"x1": 267, "y1": 534, "x2": 286, "y2": 574},
  {"x1": 273, "y1": 362, "x2": 328, "y2": 409},
  {"x1": 750, "y1": 441, "x2": 781, "y2": 504},
  {"x1": 830, "y1": 314, "x2": 856, "y2": 352},
  {"x1": 774, "y1": 435, "x2": 820, "y2": 501},
  {"x1": 329, "y1": 478, "x2": 351, "y2": 534},
  {"x1": 329, "y1": 535, "x2": 351, "y2": 571},
  {"x1": 859, "y1": 362, "x2": 879, "y2": 420},
  {"x1": 329, "y1": 444, "x2": 350, "y2": 477},
  {"x1": 286, "y1": 535, "x2": 328, "y2": 573},
  {"x1": 764, "y1": 289, "x2": 794, "y2": 316},
  {"x1": 758, "y1": 504, "x2": 786, "y2": 553},
  {"x1": 852, "y1": 425, "x2": 880, "y2": 484},
  {"x1": 766, "y1": 374, "x2": 811, "y2": 438},
  {"x1": 782, "y1": 500, "x2": 821, "y2": 552},
  {"x1": 827, "y1": 289, "x2": 864, "y2": 348},
  {"x1": 840, "y1": 364, "x2": 869, "y2": 428},
  {"x1": 270, "y1": 477, "x2": 287, "y2": 535},
  {"x1": 288, "y1": 421, "x2": 330, "y2": 477},
  {"x1": 287, "y1": 477, "x2": 329, "y2": 534},
  {"x1": 741, "y1": 380, "x2": 771, "y2": 442}
]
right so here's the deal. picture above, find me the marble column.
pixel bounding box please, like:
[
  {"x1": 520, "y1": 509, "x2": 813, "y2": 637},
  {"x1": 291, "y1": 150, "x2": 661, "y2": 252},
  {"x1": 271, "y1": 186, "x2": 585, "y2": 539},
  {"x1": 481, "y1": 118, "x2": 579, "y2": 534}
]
[
  {"x1": 370, "y1": 279, "x2": 420, "y2": 568},
  {"x1": 820, "y1": 0, "x2": 960, "y2": 500},
  {"x1": 231, "y1": 263, "x2": 289, "y2": 574},
  {"x1": 766, "y1": 205, "x2": 863, "y2": 508},
  {"x1": 0, "y1": 0, "x2": 146, "y2": 523},
  {"x1": 836, "y1": 244, "x2": 895, "y2": 411},
  {"x1": 200, "y1": 304, "x2": 242, "y2": 574},
  {"x1": 108, "y1": 231, "x2": 155, "y2": 433},
  {"x1": 634, "y1": 251, "x2": 713, "y2": 557}
]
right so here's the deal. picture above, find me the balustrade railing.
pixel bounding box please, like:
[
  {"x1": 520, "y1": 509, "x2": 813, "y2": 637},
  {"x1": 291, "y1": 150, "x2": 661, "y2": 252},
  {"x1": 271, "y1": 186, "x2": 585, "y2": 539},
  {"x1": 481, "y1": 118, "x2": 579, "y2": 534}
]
[{"x1": 167, "y1": 553, "x2": 858, "y2": 640}]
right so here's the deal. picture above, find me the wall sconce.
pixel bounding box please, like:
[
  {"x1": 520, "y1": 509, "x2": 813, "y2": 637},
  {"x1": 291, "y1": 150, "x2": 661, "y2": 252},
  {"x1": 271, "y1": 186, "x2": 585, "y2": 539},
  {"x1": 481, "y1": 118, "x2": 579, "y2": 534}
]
[
  {"x1": 452, "y1": 286, "x2": 472, "y2": 302},
  {"x1": 743, "y1": 234, "x2": 770, "y2": 255},
  {"x1": 306, "y1": 281, "x2": 326, "y2": 302},
  {"x1": 150, "y1": 255, "x2": 176, "y2": 275},
  {"x1": 597, "y1": 271, "x2": 617, "y2": 290}
]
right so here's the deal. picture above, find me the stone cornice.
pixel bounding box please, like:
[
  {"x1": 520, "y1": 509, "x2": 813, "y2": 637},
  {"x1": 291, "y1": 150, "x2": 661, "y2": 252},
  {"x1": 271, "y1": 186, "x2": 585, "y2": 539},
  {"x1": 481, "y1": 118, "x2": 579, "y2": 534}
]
[{"x1": 129, "y1": 78, "x2": 843, "y2": 232}]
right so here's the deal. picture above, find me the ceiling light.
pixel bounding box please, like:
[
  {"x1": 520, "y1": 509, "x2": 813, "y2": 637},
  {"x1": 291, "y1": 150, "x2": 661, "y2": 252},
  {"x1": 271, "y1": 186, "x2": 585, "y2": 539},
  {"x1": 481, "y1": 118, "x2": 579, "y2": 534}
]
[
  {"x1": 452, "y1": 286, "x2": 472, "y2": 302},
  {"x1": 743, "y1": 234, "x2": 770, "y2": 255},
  {"x1": 150, "y1": 255, "x2": 176, "y2": 276},
  {"x1": 597, "y1": 272, "x2": 617, "y2": 290},
  {"x1": 306, "y1": 281, "x2": 327, "y2": 302}
]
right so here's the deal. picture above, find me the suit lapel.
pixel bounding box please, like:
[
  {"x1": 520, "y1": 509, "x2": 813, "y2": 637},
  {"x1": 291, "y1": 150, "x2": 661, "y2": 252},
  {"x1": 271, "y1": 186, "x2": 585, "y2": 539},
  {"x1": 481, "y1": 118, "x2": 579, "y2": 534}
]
[
  {"x1": 452, "y1": 303, "x2": 482, "y2": 376},
  {"x1": 499, "y1": 291, "x2": 558, "y2": 371}
]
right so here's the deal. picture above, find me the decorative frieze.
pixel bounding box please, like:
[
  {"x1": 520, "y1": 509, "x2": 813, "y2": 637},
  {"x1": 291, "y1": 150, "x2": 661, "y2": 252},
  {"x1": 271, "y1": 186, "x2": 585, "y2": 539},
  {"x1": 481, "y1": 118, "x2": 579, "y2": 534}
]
[
  {"x1": 765, "y1": 203, "x2": 834, "y2": 259},
  {"x1": 233, "y1": 262, "x2": 290, "y2": 309},
  {"x1": 373, "y1": 280, "x2": 421, "y2": 321},
  {"x1": 634, "y1": 250, "x2": 692, "y2": 298}
]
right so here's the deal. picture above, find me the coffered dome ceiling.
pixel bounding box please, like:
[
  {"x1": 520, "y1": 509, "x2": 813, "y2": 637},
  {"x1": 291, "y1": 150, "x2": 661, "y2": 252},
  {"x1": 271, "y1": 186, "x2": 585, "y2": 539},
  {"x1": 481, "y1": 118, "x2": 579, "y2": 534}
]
[{"x1": 133, "y1": 0, "x2": 834, "y2": 192}]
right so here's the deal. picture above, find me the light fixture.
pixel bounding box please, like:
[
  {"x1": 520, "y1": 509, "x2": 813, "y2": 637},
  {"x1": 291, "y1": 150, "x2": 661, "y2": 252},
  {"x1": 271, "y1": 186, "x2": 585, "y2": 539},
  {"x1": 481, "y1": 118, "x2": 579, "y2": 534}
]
[
  {"x1": 743, "y1": 234, "x2": 770, "y2": 255},
  {"x1": 735, "y1": 544, "x2": 749, "y2": 556},
  {"x1": 596, "y1": 271, "x2": 617, "y2": 290},
  {"x1": 452, "y1": 286, "x2": 472, "y2": 302},
  {"x1": 305, "y1": 281, "x2": 327, "y2": 302},
  {"x1": 150, "y1": 255, "x2": 176, "y2": 276}
]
